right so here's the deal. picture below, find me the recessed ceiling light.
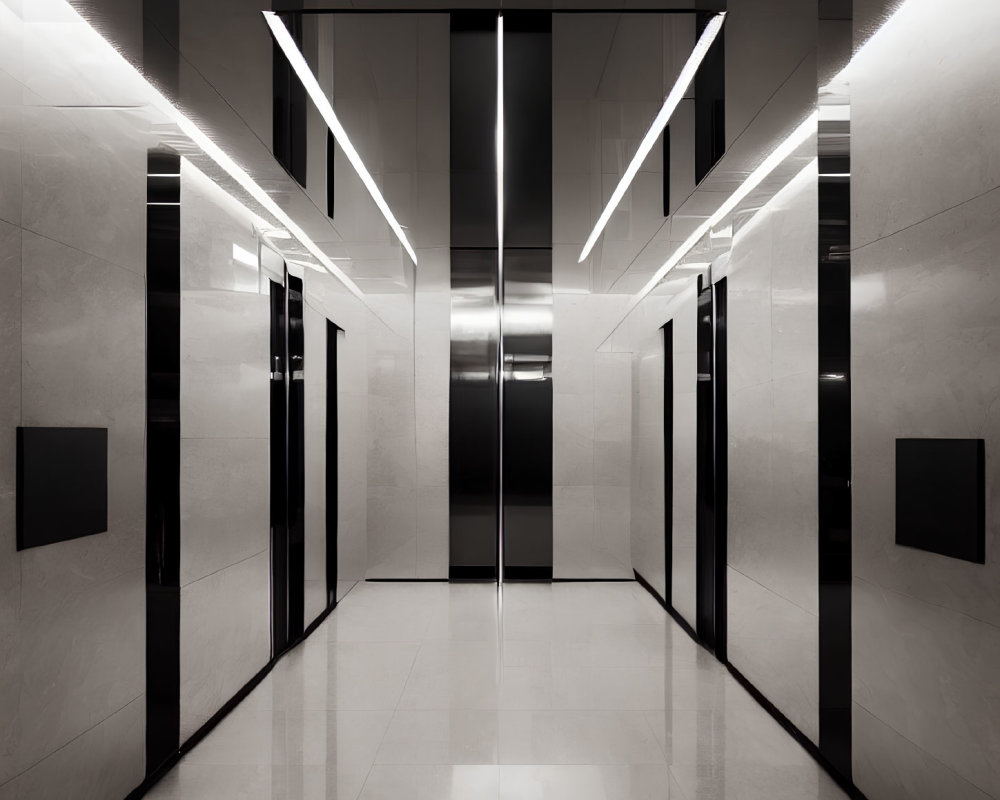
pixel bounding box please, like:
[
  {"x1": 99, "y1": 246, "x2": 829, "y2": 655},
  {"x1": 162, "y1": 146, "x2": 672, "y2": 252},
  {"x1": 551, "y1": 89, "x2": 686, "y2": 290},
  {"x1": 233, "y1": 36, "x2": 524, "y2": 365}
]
[
  {"x1": 263, "y1": 10, "x2": 419, "y2": 266},
  {"x1": 578, "y1": 12, "x2": 727, "y2": 264}
]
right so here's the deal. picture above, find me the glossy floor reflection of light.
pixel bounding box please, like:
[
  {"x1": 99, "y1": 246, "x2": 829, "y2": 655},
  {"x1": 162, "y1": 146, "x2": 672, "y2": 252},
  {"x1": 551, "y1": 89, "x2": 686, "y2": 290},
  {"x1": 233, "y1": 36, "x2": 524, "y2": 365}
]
[{"x1": 145, "y1": 582, "x2": 847, "y2": 800}]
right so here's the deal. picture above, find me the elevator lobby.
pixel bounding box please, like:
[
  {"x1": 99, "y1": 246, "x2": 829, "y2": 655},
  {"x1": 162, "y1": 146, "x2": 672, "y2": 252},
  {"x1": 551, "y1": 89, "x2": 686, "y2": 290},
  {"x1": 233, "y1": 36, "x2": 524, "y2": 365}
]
[{"x1": 0, "y1": 1, "x2": 997, "y2": 799}]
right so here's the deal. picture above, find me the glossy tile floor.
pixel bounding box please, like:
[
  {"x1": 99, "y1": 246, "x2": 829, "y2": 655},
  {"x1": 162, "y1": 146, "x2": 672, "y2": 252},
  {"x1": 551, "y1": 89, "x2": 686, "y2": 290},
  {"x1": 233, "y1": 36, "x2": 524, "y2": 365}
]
[{"x1": 147, "y1": 582, "x2": 847, "y2": 799}]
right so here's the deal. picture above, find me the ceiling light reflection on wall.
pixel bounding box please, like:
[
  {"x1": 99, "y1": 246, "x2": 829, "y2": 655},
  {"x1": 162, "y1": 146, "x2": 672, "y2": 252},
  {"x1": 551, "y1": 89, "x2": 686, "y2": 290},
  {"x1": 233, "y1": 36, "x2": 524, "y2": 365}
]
[
  {"x1": 578, "y1": 12, "x2": 727, "y2": 264},
  {"x1": 263, "y1": 10, "x2": 418, "y2": 266}
]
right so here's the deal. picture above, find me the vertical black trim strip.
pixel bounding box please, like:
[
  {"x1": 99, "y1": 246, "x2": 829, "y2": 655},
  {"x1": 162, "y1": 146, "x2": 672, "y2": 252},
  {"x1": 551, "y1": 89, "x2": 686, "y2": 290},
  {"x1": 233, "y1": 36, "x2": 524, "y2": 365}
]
[
  {"x1": 286, "y1": 275, "x2": 306, "y2": 640},
  {"x1": 695, "y1": 276, "x2": 716, "y2": 647},
  {"x1": 269, "y1": 279, "x2": 289, "y2": 655},
  {"x1": 145, "y1": 149, "x2": 181, "y2": 774},
  {"x1": 326, "y1": 130, "x2": 335, "y2": 218},
  {"x1": 662, "y1": 321, "x2": 674, "y2": 606},
  {"x1": 325, "y1": 321, "x2": 340, "y2": 606},
  {"x1": 713, "y1": 277, "x2": 728, "y2": 662},
  {"x1": 662, "y1": 126, "x2": 671, "y2": 216},
  {"x1": 818, "y1": 148, "x2": 852, "y2": 778}
]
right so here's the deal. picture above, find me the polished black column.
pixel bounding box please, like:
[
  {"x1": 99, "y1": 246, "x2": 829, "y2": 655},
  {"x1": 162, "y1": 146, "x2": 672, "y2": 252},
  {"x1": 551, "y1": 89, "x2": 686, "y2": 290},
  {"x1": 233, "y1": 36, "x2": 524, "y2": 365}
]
[
  {"x1": 501, "y1": 11, "x2": 553, "y2": 580},
  {"x1": 272, "y1": 4, "x2": 308, "y2": 187},
  {"x1": 269, "y1": 279, "x2": 290, "y2": 652},
  {"x1": 286, "y1": 275, "x2": 306, "y2": 639},
  {"x1": 145, "y1": 149, "x2": 181, "y2": 774},
  {"x1": 449, "y1": 12, "x2": 499, "y2": 580}
]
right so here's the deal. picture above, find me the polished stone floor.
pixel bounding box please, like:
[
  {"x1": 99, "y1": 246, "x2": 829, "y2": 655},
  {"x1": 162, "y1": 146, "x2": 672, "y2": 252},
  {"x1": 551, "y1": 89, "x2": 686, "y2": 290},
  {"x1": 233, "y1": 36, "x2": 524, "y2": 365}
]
[{"x1": 147, "y1": 581, "x2": 847, "y2": 799}]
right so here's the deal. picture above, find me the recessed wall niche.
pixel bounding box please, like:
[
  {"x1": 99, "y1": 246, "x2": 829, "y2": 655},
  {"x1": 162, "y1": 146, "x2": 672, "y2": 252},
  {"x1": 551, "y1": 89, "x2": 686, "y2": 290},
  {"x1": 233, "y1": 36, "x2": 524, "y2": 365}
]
[
  {"x1": 895, "y1": 438, "x2": 985, "y2": 564},
  {"x1": 16, "y1": 426, "x2": 109, "y2": 550}
]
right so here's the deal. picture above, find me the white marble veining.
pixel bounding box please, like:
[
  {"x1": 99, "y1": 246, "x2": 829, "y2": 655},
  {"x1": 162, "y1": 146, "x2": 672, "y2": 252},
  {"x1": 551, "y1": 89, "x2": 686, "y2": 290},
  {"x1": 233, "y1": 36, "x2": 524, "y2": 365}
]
[{"x1": 146, "y1": 581, "x2": 847, "y2": 800}]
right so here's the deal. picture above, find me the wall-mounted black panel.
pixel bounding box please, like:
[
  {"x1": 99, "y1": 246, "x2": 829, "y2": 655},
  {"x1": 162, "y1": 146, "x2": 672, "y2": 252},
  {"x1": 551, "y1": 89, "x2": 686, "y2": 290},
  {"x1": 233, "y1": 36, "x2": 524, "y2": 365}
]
[
  {"x1": 450, "y1": 12, "x2": 498, "y2": 249},
  {"x1": 502, "y1": 248, "x2": 552, "y2": 579},
  {"x1": 145, "y1": 149, "x2": 181, "y2": 774},
  {"x1": 503, "y1": 12, "x2": 552, "y2": 248},
  {"x1": 16, "y1": 427, "x2": 108, "y2": 550},
  {"x1": 895, "y1": 438, "x2": 985, "y2": 564},
  {"x1": 694, "y1": 12, "x2": 725, "y2": 185}
]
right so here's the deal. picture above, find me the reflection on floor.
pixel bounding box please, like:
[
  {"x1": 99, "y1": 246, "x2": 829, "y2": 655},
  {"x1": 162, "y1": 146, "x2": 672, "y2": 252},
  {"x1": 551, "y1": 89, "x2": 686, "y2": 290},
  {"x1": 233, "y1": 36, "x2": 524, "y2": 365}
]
[{"x1": 146, "y1": 582, "x2": 847, "y2": 799}]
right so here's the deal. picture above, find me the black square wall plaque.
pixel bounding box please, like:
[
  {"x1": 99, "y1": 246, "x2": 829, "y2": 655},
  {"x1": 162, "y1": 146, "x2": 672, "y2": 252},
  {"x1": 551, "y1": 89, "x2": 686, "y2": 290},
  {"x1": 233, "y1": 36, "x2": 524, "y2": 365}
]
[
  {"x1": 16, "y1": 427, "x2": 108, "y2": 551},
  {"x1": 895, "y1": 438, "x2": 985, "y2": 564}
]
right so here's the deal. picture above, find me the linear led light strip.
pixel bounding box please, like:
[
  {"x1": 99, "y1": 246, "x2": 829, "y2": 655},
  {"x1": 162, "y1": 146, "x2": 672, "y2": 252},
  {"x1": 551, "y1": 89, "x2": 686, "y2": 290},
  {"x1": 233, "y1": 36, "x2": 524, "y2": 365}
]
[
  {"x1": 264, "y1": 11, "x2": 418, "y2": 266},
  {"x1": 578, "y1": 12, "x2": 726, "y2": 264},
  {"x1": 44, "y1": 0, "x2": 368, "y2": 303},
  {"x1": 623, "y1": 111, "x2": 819, "y2": 318}
]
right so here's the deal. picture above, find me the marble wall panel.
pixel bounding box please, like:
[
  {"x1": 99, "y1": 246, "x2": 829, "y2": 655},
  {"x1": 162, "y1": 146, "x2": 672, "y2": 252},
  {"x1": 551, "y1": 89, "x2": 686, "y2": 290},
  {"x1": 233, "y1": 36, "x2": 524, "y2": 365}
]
[
  {"x1": 179, "y1": 551, "x2": 271, "y2": 740},
  {"x1": 726, "y1": 164, "x2": 819, "y2": 741},
  {"x1": 304, "y1": 303, "x2": 329, "y2": 623},
  {"x1": 850, "y1": 3, "x2": 1000, "y2": 796}
]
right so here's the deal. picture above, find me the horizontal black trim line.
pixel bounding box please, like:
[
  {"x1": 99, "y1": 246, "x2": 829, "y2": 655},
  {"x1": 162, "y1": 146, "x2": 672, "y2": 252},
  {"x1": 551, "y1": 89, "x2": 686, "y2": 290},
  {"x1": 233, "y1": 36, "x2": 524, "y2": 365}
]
[
  {"x1": 366, "y1": 578, "x2": 450, "y2": 582},
  {"x1": 125, "y1": 599, "x2": 338, "y2": 800},
  {"x1": 503, "y1": 566, "x2": 553, "y2": 581},
  {"x1": 449, "y1": 566, "x2": 498, "y2": 581},
  {"x1": 634, "y1": 568, "x2": 869, "y2": 800}
]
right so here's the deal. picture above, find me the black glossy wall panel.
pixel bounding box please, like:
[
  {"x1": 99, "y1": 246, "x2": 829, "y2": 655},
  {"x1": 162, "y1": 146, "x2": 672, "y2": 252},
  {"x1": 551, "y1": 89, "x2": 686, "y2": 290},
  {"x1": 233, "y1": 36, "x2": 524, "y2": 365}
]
[
  {"x1": 662, "y1": 126, "x2": 671, "y2": 216},
  {"x1": 145, "y1": 149, "x2": 181, "y2": 774},
  {"x1": 895, "y1": 438, "x2": 985, "y2": 564},
  {"x1": 16, "y1": 427, "x2": 107, "y2": 550},
  {"x1": 502, "y1": 248, "x2": 553, "y2": 579},
  {"x1": 503, "y1": 12, "x2": 551, "y2": 248},
  {"x1": 450, "y1": 12, "x2": 498, "y2": 250},
  {"x1": 818, "y1": 135, "x2": 852, "y2": 777},
  {"x1": 450, "y1": 249, "x2": 499, "y2": 579}
]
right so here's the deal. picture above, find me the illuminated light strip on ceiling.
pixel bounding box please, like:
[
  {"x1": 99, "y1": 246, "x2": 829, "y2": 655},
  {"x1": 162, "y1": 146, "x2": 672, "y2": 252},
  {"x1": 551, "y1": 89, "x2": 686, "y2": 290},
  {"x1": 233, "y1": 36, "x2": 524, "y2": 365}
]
[
  {"x1": 40, "y1": 0, "x2": 368, "y2": 302},
  {"x1": 623, "y1": 111, "x2": 819, "y2": 318},
  {"x1": 578, "y1": 12, "x2": 726, "y2": 264},
  {"x1": 496, "y1": 12, "x2": 505, "y2": 588},
  {"x1": 263, "y1": 11, "x2": 418, "y2": 266}
]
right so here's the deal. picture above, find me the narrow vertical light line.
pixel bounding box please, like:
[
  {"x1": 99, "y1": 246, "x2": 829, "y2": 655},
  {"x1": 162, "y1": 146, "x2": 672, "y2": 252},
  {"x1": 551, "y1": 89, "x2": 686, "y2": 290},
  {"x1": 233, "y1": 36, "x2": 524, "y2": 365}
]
[{"x1": 496, "y1": 12, "x2": 505, "y2": 591}]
